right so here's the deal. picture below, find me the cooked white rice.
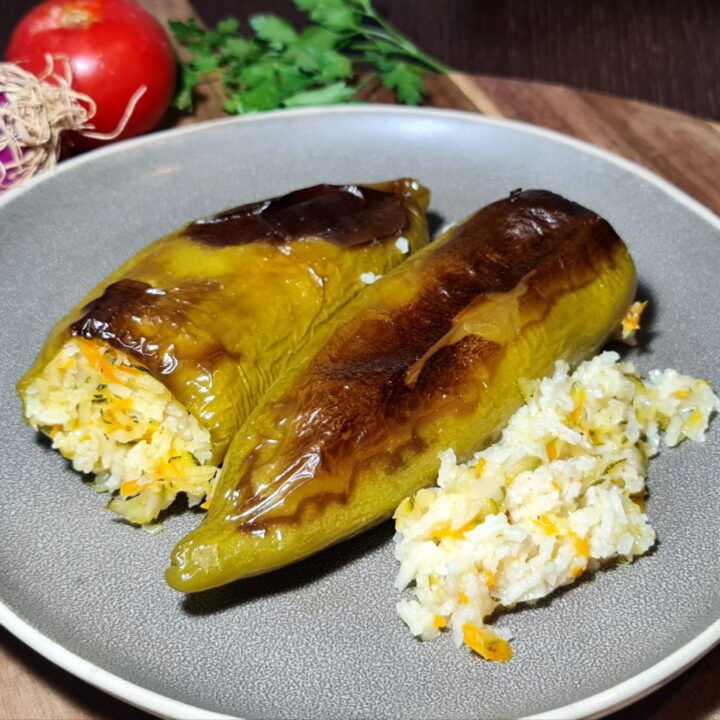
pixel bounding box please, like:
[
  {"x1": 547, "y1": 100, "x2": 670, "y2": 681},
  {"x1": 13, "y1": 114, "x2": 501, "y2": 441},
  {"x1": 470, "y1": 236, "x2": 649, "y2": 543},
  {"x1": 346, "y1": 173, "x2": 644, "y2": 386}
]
[
  {"x1": 394, "y1": 351, "x2": 719, "y2": 662},
  {"x1": 360, "y1": 271, "x2": 383, "y2": 284},
  {"x1": 22, "y1": 338, "x2": 218, "y2": 525}
]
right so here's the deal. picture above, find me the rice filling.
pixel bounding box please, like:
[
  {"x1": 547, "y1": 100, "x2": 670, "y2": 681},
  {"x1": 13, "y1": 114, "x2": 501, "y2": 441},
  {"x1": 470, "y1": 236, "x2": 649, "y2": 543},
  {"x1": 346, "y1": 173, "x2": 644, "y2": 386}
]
[{"x1": 22, "y1": 338, "x2": 218, "y2": 525}]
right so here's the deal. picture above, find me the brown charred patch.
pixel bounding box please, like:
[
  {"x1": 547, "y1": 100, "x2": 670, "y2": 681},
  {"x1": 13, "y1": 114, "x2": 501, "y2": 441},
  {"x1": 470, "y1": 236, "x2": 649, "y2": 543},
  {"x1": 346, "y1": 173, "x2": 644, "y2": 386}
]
[
  {"x1": 70, "y1": 279, "x2": 162, "y2": 362},
  {"x1": 69, "y1": 278, "x2": 235, "y2": 378},
  {"x1": 412, "y1": 334, "x2": 501, "y2": 400},
  {"x1": 229, "y1": 190, "x2": 628, "y2": 527},
  {"x1": 186, "y1": 183, "x2": 409, "y2": 248}
]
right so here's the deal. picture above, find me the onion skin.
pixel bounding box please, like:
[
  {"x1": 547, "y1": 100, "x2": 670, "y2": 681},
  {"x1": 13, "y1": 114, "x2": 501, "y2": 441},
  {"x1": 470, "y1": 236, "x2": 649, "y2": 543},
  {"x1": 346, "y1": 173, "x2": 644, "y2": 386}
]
[
  {"x1": 0, "y1": 146, "x2": 19, "y2": 191},
  {"x1": 0, "y1": 92, "x2": 22, "y2": 191},
  {"x1": 0, "y1": 61, "x2": 89, "y2": 192}
]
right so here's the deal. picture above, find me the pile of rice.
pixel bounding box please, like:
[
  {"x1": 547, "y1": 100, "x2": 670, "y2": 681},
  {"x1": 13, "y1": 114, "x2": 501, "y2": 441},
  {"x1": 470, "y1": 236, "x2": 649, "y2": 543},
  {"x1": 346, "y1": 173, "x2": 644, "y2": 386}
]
[
  {"x1": 394, "y1": 351, "x2": 719, "y2": 661},
  {"x1": 22, "y1": 338, "x2": 218, "y2": 526}
]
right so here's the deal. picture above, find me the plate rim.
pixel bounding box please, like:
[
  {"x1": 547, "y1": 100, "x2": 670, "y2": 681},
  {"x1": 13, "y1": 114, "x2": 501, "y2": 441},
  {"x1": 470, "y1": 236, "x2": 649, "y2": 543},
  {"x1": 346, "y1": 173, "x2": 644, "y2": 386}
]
[{"x1": 1, "y1": 104, "x2": 719, "y2": 720}]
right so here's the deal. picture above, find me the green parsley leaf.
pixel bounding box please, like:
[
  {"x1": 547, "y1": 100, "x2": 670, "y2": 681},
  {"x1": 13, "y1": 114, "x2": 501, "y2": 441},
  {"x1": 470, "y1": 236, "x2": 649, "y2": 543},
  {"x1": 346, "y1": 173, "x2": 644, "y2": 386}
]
[
  {"x1": 284, "y1": 82, "x2": 356, "y2": 107},
  {"x1": 174, "y1": 65, "x2": 199, "y2": 111},
  {"x1": 170, "y1": 0, "x2": 446, "y2": 114},
  {"x1": 287, "y1": 41, "x2": 352, "y2": 81},
  {"x1": 240, "y1": 82, "x2": 284, "y2": 112},
  {"x1": 221, "y1": 36, "x2": 256, "y2": 61},
  {"x1": 190, "y1": 55, "x2": 221, "y2": 73},
  {"x1": 364, "y1": 49, "x2": 392, "y2": 73},
  {"x1": 222, "y1": 94, "x2": 244, "y2": 114},
  {"x1": 168, "y1": 18, "x2": 204, "y2": 45},
  {"x1": 238, "y1": 60, "x2": 280, "y2": 89},
  {"x1": 275, "y1": 64, "x2": 315, "y2": 96},
  {"x1": 315, "y1": 49, "x2": 353, "y2": 83},
  {"x1": 249, "y1": 14, "x2": 298, "y2": 48},
  {"x1": 300, "y1": 26, "x2": 343, "y2": 49},
  {"x1": 216, "y1": 18, "x2": 240, "y2": 35},
  {"x1": 379, "y1": 61, "x2": 424, "y2": 105},
  {"x1": 294, "y1": 0, "x2": 361, "y2": 32}
]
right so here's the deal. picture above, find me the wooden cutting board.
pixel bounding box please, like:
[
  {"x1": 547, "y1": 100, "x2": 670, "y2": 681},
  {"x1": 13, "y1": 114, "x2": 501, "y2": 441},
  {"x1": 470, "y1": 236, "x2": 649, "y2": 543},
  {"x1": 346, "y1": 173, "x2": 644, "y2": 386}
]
[{"x1": 2, "y1": 2, "x2": 719, "y2": 718}]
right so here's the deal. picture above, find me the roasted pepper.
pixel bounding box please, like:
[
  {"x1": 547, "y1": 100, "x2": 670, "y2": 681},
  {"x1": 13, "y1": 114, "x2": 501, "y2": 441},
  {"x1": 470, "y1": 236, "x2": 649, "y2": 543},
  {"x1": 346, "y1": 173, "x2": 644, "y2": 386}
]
[
  {"x1": 167, "y1": 189, "x2": 636, "y2": 592},
  {"x1": 18, "y1": 179, "x2": 430, "y2": 463}
]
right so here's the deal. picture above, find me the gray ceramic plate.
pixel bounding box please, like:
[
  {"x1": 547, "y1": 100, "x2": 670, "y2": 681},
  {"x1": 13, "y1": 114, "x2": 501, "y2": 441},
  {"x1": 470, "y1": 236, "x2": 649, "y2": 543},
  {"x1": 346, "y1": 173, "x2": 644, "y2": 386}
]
[{"x1": 1, "y1": 107, "x2": 719, "y2": 720}]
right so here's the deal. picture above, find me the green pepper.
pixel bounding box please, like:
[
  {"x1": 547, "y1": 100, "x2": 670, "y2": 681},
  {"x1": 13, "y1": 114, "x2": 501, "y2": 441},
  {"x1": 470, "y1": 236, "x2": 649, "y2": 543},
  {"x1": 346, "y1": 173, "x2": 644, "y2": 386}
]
[
  {"x1": 18, "y1": 179, "x2": 430, "y2": 463},
  {"x1": 167, "y1": 189, "x2": 636, "y2": 592}
]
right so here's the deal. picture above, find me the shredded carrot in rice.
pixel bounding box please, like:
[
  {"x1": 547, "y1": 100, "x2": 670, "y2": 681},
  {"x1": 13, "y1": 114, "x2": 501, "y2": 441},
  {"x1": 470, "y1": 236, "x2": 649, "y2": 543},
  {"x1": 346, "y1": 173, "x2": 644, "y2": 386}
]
[{"x1": 620, "y1": 301, "x2": 648, "y2": 340}]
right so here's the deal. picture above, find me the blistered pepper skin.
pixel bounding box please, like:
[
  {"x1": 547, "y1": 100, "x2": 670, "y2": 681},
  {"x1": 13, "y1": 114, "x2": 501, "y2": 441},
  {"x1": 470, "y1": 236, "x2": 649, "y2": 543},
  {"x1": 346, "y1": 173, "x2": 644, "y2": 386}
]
[
  {"x1": 17, "y1": 179, "x2": 430, "y2": 462},
  {"x1": 167, "y1": 190, "x2": 636, "y2": 592}
]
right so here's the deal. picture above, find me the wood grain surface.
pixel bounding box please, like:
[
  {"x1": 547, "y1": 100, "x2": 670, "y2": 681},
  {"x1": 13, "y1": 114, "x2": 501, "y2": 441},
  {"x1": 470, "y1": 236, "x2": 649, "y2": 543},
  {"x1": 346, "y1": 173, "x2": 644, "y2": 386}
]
[
  {"x1": 2, "y1": 0, "x2": 719, "y2": 119},
  {"x1": 2, "y1": 2, "x2": 720, "y2": 718}
]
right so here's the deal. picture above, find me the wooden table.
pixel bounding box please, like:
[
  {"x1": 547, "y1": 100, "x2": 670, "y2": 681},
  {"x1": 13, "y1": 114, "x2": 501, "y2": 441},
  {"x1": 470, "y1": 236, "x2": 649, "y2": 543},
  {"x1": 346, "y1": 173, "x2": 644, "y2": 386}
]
[
  {"x1": 2, "y1": 0, "x2": 719, "y2": 120},
  {"x1": 2, "y1": 4, "x2": 720, "y2": 717}
]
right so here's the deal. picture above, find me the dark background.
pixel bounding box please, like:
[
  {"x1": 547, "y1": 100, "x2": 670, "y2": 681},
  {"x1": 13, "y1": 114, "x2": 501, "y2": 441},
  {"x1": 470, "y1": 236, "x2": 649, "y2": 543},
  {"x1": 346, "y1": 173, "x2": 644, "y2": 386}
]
[{"x1": 2, "y1": 0, "x2": 719, "y2": 119}]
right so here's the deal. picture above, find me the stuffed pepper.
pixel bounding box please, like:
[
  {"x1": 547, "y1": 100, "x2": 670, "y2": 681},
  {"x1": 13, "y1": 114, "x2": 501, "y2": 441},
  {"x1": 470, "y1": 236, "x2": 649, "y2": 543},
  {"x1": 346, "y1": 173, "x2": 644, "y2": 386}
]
[
  {"x1": 167, "y1": 189, "x2": 636, "y2": 592},
  {"x1": 18, "y1": 179, "x2": 430, "y2": 523}
]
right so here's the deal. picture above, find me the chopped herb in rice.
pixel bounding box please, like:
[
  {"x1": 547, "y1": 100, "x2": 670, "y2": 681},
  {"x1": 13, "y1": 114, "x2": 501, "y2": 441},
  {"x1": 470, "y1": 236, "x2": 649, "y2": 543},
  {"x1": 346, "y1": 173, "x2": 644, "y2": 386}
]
[{"x1": 22, "y1": 338, "x2": 218, "y2": 525}]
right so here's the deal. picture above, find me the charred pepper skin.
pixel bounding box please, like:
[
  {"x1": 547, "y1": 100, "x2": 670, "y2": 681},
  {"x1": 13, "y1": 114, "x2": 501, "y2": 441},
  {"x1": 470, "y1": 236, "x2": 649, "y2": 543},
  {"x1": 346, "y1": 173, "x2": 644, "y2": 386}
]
[
  {"x1": 17, "y1": 179, "x2": 430, "y2": 463},
  {"x1": 167, "y1": 189, "x2": 636, "y2": 593}
]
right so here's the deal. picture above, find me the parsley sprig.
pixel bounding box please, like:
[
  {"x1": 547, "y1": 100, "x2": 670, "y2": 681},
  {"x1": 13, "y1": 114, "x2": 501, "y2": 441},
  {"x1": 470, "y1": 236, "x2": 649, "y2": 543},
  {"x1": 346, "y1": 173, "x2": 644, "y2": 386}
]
[{"x1": 169, "y1": 0, "x2": 448, "y2": 114}]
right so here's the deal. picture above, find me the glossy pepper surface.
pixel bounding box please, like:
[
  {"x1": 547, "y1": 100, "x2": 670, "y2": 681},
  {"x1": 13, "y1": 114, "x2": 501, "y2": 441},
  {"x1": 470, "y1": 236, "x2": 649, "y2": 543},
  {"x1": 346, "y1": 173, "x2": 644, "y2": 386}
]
[
  {"x1": 167, "y1": 189, "x2": 636, "y2": 592},
  {"x1": 17, "y1": 179, "x2": 430, "y2": 462}
]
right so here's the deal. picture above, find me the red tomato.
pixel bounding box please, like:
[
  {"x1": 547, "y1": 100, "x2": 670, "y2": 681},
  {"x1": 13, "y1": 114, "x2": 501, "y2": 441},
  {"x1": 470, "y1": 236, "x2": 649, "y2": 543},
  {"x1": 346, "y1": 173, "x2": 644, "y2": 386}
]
[{"x1": 6, "y1": 0, "x2": 176, "y2": 147}]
